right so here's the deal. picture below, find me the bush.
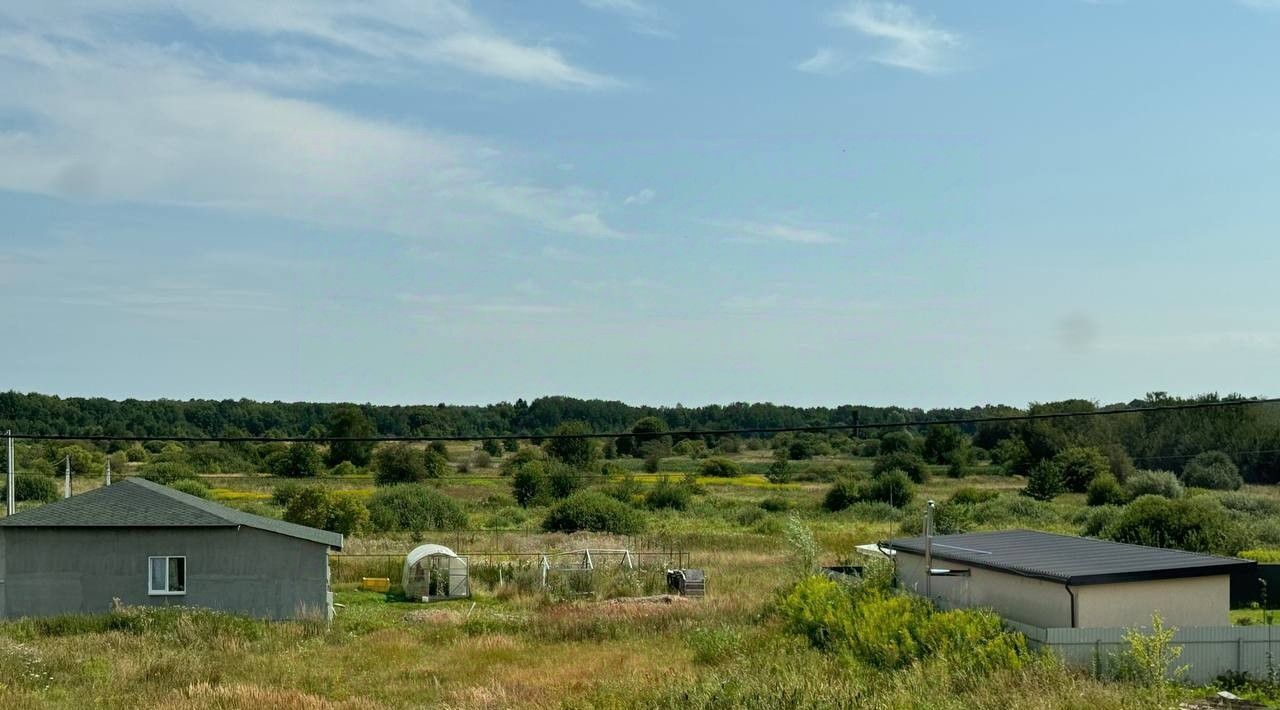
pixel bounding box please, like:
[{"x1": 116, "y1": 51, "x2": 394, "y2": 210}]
[
  {"x1": 1218, "y1": 491, "x2": 1280, "y2": 518},
  {"x1": 1, "y1": 474, "x2": 59, "y2": 503},
  {"x1": 483, "y1": 506, "x2": 529, "y2": 530},
  {"x1": 469, "y1": 451, "x2": 492, "y2": 469},
  {"x1": 603, "y1": 473, "x2": 644, "y2": 505},
  {"x1": 265, "y1": 443, "x2": 323, "y2": 478},
  {"x1": 282, "y1": 486, "x2": 368, "y2": 535},
  {"x1": 872, "y1": 452, "x2": 929, "y2": 484},
  {"x1": 699, "y1": 457, "x2": 741, "y2": 478},
  {"x1": 878, "y1": 431, "x2": 918, "y2": 455},
  {"x1": 642, "y1": 453, "x2": 661, "y2": 473},
  {"x1": 822, "y1": 477, "x2": 861, "y2": 512},
  {"x1": 367, "y1": 485, "x2": 466, "y2": 533},
  {"x1": 168, "y1": 478, "x2": 211, "y2": 499},
  {"x1": 825, "y1": 471, "x2": 914, "y2": 511},
  {"x1": 373, "y1": 444, "x2": 447, "y2": 485},
  {"x1": 1086, "y1": 473, "x2": 1127, "y2": 506},
  {"x1": 759, "y1": 495, "x2": 791, "y2": 512},
  {"x1": 765, "y1": 458, "x2": 791, "y2": 483},
  {"x1": 511, "y1": 463, "x2": 551, "y2": 507},
  {"x1": 500, "y1": 446, "x2": 545, "y2": 476},
  {"x1": 1054, "y1": 446, "x2": 1110, "y2": 493},
  {"x1": 271, "y1": 481, "x2": 305, "y2": 507},
  {"x1": 1124, "y1": 470, "x2": 1183, "y2": 500},
  {"x1": 645, "y1": 476, "x2": 692, "y2": 510},
  {"x1": 325, "y1": 461, "x2": 356, "y2": 477},
  {"x1": 923, "y1": 425, "x2": 965, "y2": 465},
  {"x1": 541, "y1": 491, "x2": 646, "y2": 535},
  {"x1": 546, "y1": 462, "x2": 584, "y2": 500},
  {"x1": 1022, "y1": 460, "x2": 1064, "y2": 501},
  {"x1": 1103, "y1": 495, "x2": 1247, "y2": 556},
  {"x1": 672, "y1": 438, "x2": 709, "y2": 458},
  {"x1": 124, "y1": 444, "x2": 149, "y2": 462},
  {"x1": 778, "y1": 576, "x2": 854, "y2": 651},
  {"x1": 847, "y1": 594, "x2": 932, "y2": 669},
  {"x1": 543, "y1": 421, "x2": 599, "y2": 468},
  {"x1": 949, "y1": 487, "x2": 999, "y2": 506},
  {"x1": 138, "y1": 461, "x2": 198, "y2": 484},
  {"x1": 1081, "y1": 504, "x2": 1124, "y2": 537},
  {"x1": 1180, "y1": 451, "x2": 1243, "y2": 491}
]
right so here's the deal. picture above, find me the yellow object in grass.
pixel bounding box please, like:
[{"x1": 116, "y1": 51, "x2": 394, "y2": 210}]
[{"x1": 360, "y1": 577, "x2": 391, "y2": 593}]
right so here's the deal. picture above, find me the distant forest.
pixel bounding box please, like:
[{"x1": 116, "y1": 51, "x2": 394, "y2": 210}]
[{"x1": 3, "y1": 390, "x2": 1279, "y2": 482}]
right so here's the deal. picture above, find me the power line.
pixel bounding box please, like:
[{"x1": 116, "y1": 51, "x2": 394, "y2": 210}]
[{"x1": 7, "y1": 396, "x2": 1278, "y2": 443}]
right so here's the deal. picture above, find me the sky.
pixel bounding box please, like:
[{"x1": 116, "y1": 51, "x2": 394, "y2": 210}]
[{"x1": 1, "y1": 1, "x2": 1278, "y2": 409}]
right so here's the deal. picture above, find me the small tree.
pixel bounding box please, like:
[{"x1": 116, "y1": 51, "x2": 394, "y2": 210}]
[
  {"x1": 283, "y1": 486, "x2": 368, "y2": 536},
  {"x1": 543, "y1": 421, "x2": 599, "y2": 469},
  {"x1": 325, "y1": 405, "x2": 376, "y2": 467},
  {"x1": 373, "y1": 443, "x2": 427, "y2": 485},
  {"x1": 1054, "y1": 446, "x2": 1110, "y2": 493},
  {"x1": 878, "y1": 431, "x2": 918, "y2": 455},
  {"x1": 873, "y1": 452, "x2": 929, "y2": 484},
  {"x1": 1086, "y1": 473, "x2": 1127, "y2": 506},
  {"x1": 266, "y1": 443, "x2": 323, "y2": 478},
  {"x1": 1114, "y1": 612, "x2": 1186, "y2": 703},
  {"x1": 482, "y1": 438, "x2": 502, "y2": 457},
  {"x1": 1023, "y1": 460, "x2": 1065, "y2": 501},
  {"x1": 923, "y1": 425, "x2": 964, "y2": 465},
  {"x1": 511, "y1": 463, "x2": 550, "y2": 507},
  {"x1": 1180, "y1": 451, "x2": 1243, "y2": 491}
]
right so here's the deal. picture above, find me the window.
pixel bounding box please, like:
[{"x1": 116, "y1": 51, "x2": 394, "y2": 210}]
[{"x1": 148, "y1": 556, "x2": 186, "y2": 595}]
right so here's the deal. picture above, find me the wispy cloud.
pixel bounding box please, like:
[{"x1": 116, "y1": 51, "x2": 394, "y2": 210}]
[
  {"x1": 579, "y1": 0, "x2": 677, "y2": 38},
  {"x1": 796, "y1": 47, "x2": 851, "y2": 75},
  {"x1": 0, "y1": 4, "x2": 630, "y2": 242},
  {"x1": 624, "y1": 188, "x2": 656, "y2": 205},
  {"x1": 813, "y1": 1, "x2": 963, "y2": 76},
  {"x1": 720, "y1": 220, "x2": 843, "y2": 245}
]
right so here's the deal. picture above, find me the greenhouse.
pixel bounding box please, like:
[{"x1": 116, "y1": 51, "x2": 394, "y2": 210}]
[{"x1": 402, "y1": 544, "x2": 470, "y2": 601}]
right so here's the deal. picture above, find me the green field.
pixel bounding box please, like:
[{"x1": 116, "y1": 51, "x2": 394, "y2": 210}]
[{"x1": 5, "y1": 441, "x2": 1279, "y2": 709}]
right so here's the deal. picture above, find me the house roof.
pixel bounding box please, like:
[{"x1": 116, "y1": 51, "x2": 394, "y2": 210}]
[
  {"x1": 884, "y1": 529, "x2": 1251, "y2": 586},
  {"x1": 0, "y1": 478, "x2": 342, "y2": 549}
]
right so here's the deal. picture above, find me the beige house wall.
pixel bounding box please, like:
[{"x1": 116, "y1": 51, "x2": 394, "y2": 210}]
[
  {"x1": 895, "y1": 551, "x2": 1231, "y2": 629},
  {"x1": 1075, "y1": 575, "x2": 1230, "y2": 628}
]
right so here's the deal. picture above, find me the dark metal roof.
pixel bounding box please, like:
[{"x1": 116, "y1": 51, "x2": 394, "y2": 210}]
[
  {"x1": 0, "y1": 478, "x2": 342, "y2": 549},
  {"x1": 884, "y1": 529, "x2": 1252, "y2": 586}
]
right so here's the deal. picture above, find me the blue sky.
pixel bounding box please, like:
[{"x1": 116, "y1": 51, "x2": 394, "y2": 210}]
[{"x1": 1, "y1": 1, "x2": 1278, "y2": 408}]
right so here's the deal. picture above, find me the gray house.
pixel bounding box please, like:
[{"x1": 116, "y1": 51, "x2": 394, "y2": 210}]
[{"x1": 0, "y1": 478, "x2": 342, "y2": 620}]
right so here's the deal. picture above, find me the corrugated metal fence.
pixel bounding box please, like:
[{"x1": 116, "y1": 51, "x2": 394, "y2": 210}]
[{"x1": 1006, "y1": 620, "x2": 1280, "y2": 684}]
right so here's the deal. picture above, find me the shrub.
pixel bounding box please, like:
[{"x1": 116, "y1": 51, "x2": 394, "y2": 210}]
[
  {"x1": 283, "y1": 486, "x2": 368, "y2": 535},
  {"x1": 878, "y1": 431, "x2": 918, "y2": 455},
  {"x1": 124, "y1": 444, "x2": 148, "y2": 462},
  {"x1": 0, "y1": 474, "x2": 59, "y2": 503},
  {"x1": 469, "y1": 451, "x2": 492, "y2": 469},
  {"x1": 265, "y1": 443, "x2": 323, "y2": 478},
  {"x1": 644, "y1": 476, "x2": 692, "y2": 510},
  {"x1": 1086, "y1": 473, "x2": 1127, "y2": 507},
  {"x1": 949, "y1": 487, "x2": 999, "y2": 506},
  {"x1": 500, "y1": 446, "x2": 545, "y2": 477},
  {"x1": 1022, "y1": 460, "x2": 1064, "y2": 501},
  {"x1": 1104, "y1": 495, "x2": 1247, "y2": 556},
  {"x1": 872, "y1": 452, "x2": 929, "y2": 484},
  {"x1": 765, "y1": 458, "x2": 792, "y2": 483},
  {"x1": 511, "y1": 463, "x2": 550, "y2": 507},
  {"x1": 672, "y1": 438, "x2": 709, "y2": 458},
  {"x1": 1218, "y1": 491, "x2": 1280, "y2": 518},
  {"x1": 271, "y1": 481, "x2": 305, "y2": 507},
  {"x1": 923, "y1": 425, "x2": 965, "y2": 465},
  {"x1": 917, "y1": 608, "x2": 1027, "y2": 675},
  {"x1": 546, "y1": 462, "x2": 584, "y2": 500},
  {"x1": 822, "y1": 477, "x2": 861, "y2": 512},
  {"x1": 367, "y1": 485, "x2": 466, "y2": 533},
  {"x1": 699, "y1": 457, "x2": 742, "y2": 478},
  {"x1": 138, "y1": 461, "x2": 198, "y2": 484},
  {"x1": 847, "y1": 594, "x2": 931, "y2": 669},
  {"x1": 1080, "y1": 504, "x2": 1123, "y2": 537},
  {"x1": 1239, "y1": 549, "x2": 1280, "y2": 563},
  {"x1": 735, "y1": 506, "x2": 766, "y2": 527},
  {"x1": 483, "y1": 506, "x2": 529, "y2": 530},
  {"x1": 603, "y1": 473, "x2": 644, "y2": 505},
  {"x1": 542, "y1": 421, "x2": 599, "y2": 468},
  {"x1": 1054, "y1": 446, "x2": 1110, "y2": 493},
  {"x1": 642, "y1": 453, "x2": 661, "y2": 473},
  {"x1": 1180, "y1": 451, "x2": 1243, "y2": 491},
  {"x1": 329, "y1": 461, "x2": 360, "y2": 477},
  {"x1": 759, "y1": 495, "x2": 791, "y2": 512},
  {"x1": 541, "y1": 491, "x2": 646, "y2": 535},
  {"x1": 778, "y1": 576, "x2": 854, "y2": 651},
  {"x1": 1124, "y1": 470, "x2": 1183, "y2": 500},
  {"x1": 168, "y1": 478, "x2": 211, "y2": 499},
  {"x1": 373, "y1": 444, "x2": 447, "y2": 485}
]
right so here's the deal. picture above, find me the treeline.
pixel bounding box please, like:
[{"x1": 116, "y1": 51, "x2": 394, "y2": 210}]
[
  {"x1": 0, "y1": 391, "x2": 1008, "y2": 440},
  {"x1": 3, "y1": 390, "x2": 1279, "y2": 482}
]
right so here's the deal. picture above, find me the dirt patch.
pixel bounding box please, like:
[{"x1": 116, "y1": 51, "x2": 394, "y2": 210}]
[
  {"x1": 402, "y1": 609, "x2": 463, "y2": 624},
  {"x1": 602, "y1": 594, "x2": 691, "y2": 606}
]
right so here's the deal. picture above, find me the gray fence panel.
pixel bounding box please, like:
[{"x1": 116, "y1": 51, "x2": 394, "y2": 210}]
[{"x1": 1008, "y1": 623, "x2": 1280, "y2": 684}]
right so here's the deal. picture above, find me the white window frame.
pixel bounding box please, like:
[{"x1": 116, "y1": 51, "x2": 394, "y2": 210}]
[{"x1": 148, "y1": 556, "x2": 187, "y2": 596}]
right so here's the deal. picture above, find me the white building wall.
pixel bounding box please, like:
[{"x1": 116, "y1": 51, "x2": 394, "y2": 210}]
[
  {"x1": 895, "y1": 551, "x2": 1231, "y2": 629},
  {"x1": 895, "y1": 551, "x2": 1073, "y2": 628},
  {"x1": 1075, "y1": 575, "x2": 1230, "y2": 628}
]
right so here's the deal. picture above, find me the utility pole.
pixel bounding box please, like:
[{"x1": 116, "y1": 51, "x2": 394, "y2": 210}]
[
  {"x1": 105, "y1": 457, "x2": 112, "y2": 486},
  {"x1": 923, "y1": 500, "x2": 935, "y2": 599},
  {"x1": 64, "y1": 455, "x2": 71, "y2": 499},
  {"x1": 6, "y1": 430, "x2": 13, "y2": 515}
]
